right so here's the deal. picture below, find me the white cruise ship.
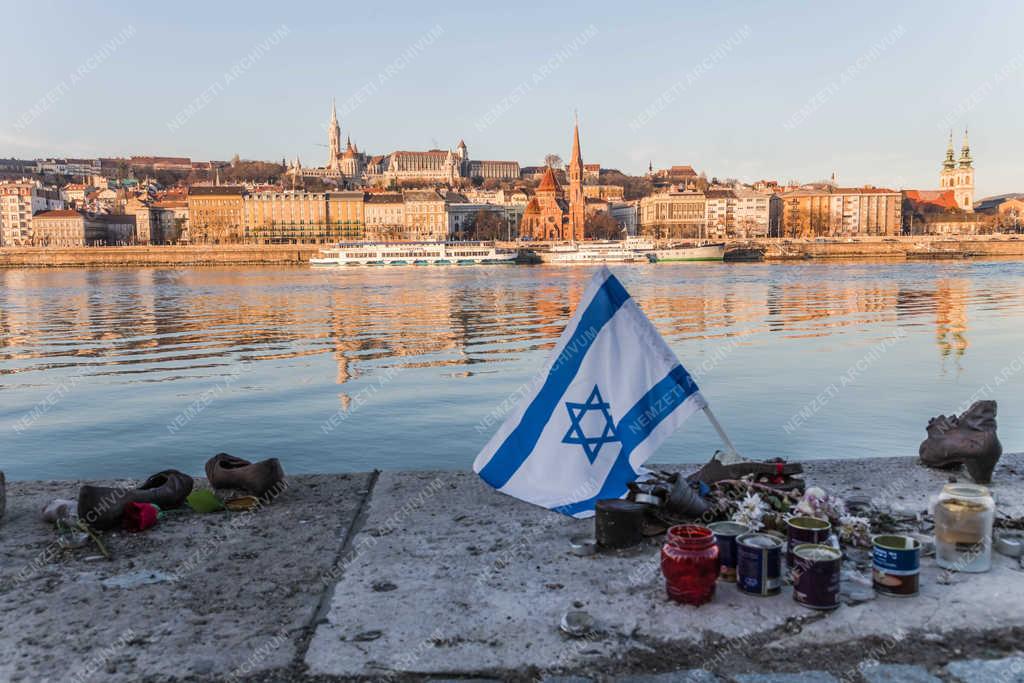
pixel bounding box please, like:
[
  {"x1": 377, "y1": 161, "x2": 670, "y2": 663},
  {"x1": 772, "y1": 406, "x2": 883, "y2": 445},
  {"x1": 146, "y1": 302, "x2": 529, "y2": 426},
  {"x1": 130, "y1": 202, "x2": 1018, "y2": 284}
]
[
  {"x1": 310, "y1": 241, "x2": 518, "y2": 266},
  {"x1": 535, "y1": 237, "x2": 655, "y2": 264}
]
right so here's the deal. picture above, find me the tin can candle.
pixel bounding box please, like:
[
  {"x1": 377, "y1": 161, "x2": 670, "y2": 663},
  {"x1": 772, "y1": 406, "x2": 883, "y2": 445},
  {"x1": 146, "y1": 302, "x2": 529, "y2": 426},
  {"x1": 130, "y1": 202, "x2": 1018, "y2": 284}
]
[
  {"x1": 792, "y1": 544, "x2": 841, "y2": 610},
  {"x1": 786, "y1": 516, "x2": 832, "y2": 566},
  {"x1": 595, "y1": 499, "x2": 646, "y2": 550},
  {"x1": 708, "y1": 521, "x2": 749, "y2": 582},
  {"x1": 872, "y1": 534, "x2": 921, "y2": 597},
  {"x1": 661, "y1": 525, "x2": 720, "y2": 606},
  {"x1": 736, "y1": 532, "x2": 783, "y2": 596}
]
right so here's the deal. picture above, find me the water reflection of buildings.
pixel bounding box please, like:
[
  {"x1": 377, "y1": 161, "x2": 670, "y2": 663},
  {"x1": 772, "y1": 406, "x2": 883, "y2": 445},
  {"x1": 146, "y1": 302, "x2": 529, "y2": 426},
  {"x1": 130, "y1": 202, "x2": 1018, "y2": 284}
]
[
  {"x1": 0, "y1": 266, "x2": 1015, "y2": 391},
  {"x1": 934, "y1": 279, "x2": 969, "y2": 366},
  {"x1": 325, "y1": 271, "x2": 588, "y2": 388}
]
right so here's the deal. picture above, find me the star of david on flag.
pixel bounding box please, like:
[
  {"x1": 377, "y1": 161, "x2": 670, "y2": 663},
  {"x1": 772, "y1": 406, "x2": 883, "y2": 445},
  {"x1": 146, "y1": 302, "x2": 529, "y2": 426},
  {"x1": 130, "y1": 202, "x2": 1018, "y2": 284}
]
[
  {"x1": 473, "y1": 266, "x2": 713, "y2": 518},
  {"x1": 562, "y1": 386, "x2": 619, "y2": 464}
]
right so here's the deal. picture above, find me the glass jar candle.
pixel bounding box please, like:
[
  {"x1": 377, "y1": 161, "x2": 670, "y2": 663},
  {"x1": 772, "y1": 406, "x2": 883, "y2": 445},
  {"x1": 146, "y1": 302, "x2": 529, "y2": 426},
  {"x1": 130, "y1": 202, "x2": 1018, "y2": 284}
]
[
  {"x1": 661, "y1": 524, "x2": 720, "y2": 606},
  {"x1": 935, "y1": 483, "x2": 995, "y2": 573}
]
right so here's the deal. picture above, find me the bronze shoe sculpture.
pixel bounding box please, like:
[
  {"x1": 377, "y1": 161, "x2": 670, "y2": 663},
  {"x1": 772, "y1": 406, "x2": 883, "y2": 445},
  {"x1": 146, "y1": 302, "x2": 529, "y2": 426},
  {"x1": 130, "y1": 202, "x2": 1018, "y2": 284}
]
[
  {"x1": 919, "y1": 400, "x2": 1002, "y2": 484},
  {"x1": 205, "y1": 453, "x2": 285, "y2": 499},
  {"x1": 78, "y1": 469, "x2": 194, "y2": 530}
]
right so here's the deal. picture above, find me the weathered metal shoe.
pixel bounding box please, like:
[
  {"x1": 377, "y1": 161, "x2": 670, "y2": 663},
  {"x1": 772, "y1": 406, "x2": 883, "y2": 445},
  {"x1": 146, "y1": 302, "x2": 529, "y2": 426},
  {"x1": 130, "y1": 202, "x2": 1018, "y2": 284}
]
[
  {"x1": 919, "y1": 400, "x2": 1002, "y2": 484},
  {"x1": 78, "y1": 469, "x2": 194, "y2": 530},
  {"x1": 136, "y1": 470, "x2": 195, "y2": 508},
  {"x1": 686, "y1": 452, "x2": 805, "y2": 492},
  {"x1": 205, "y1": 453, "x2": 285, "y2": 499}
]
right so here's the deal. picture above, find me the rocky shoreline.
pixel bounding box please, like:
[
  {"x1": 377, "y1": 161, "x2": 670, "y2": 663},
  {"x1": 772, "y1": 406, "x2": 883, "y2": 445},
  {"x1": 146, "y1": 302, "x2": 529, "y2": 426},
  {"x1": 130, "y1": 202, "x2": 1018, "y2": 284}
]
[{"x1": 1, "y1": 455, "x2": 1022, "y2": 682}]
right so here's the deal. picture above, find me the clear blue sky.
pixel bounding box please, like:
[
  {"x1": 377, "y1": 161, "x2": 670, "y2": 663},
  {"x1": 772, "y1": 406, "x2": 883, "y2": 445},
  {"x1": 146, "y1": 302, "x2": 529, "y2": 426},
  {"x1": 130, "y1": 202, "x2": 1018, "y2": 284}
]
[{"x1": 2, "y1": 0, "x2": 1021, "y2": 197}]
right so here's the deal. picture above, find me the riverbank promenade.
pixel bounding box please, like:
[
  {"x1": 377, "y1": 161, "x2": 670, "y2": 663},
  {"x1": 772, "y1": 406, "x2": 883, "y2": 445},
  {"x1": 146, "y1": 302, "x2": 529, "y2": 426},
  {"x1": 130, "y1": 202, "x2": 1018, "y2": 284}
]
[{"x1": 2, "y1": 454, "x2": 1023, "y2": 681}]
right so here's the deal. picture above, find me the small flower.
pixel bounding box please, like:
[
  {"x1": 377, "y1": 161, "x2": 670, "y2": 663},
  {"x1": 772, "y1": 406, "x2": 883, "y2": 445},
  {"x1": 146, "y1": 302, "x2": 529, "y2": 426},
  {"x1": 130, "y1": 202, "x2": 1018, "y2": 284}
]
[
  {"x1": 838, "y1": 514, "x2": 872, "y2": 548},
  {"x1": 732, "y1": 492, "x2": 769, "y2": 532},
  {"x1": 792, "y1": 487, "x2": 848, "y2": 525},
  {"x1": 804, "y1": 486, "x2": 827, "y2": 500}
]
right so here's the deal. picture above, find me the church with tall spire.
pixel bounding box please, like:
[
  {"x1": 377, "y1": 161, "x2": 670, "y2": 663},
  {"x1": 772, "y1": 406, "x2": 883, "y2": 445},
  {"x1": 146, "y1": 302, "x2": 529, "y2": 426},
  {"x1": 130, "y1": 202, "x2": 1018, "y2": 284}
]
[
  {"x1": 519, "y1": 117, "x2": 588, "y2": 241},
  {"x1": 940, "y1": 128, "x2": 974, "y2": 212},
  {"x1": 293, "y1": 98, "x2": 519, "y2": 187},
  {"x1": 326, "y1": 99, "x2": 342, "y2": 175},
  {"x1": 567, "y1": 115, "x2": 586, "y2": 241}
]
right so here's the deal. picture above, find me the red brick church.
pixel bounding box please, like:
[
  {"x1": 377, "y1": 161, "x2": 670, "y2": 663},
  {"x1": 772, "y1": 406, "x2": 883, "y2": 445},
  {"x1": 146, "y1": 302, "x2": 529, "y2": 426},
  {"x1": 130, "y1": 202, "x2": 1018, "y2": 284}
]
[{"x1": 520, "y1": 121, "x2": 586, "y2": 241}]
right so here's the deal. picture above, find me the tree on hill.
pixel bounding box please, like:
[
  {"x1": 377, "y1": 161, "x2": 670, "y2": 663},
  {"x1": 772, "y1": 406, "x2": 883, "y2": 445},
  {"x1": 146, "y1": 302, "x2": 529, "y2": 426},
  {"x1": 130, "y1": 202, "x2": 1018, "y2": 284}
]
[
  {"x1": 221, "y1": 160, "x2": 286, "y2": 184},
  {"x1": 467, "y1": 210, "x2": 506, "y2": 240},
  {"x1": 585, "y1": 212, "x2": 623, "y2": 240},
  {"x1": 600, "y1": 170, "x2": 653, "y2": 200}
]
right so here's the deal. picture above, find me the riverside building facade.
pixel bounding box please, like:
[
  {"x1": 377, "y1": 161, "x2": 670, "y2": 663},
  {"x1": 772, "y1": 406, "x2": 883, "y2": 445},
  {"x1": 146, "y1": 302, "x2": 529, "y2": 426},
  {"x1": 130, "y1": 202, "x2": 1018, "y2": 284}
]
[
  {"x1": 780, "y1": 187, "x2": 902, "y2": 237},
  {"x1": 638, "y1": 188, "x2": 707, "y2": 239},
  {"x1": 242, "y1": 190, "x2": 364, "y2": 244},
  {"x1": 187, "y1": 186, "x2": 246, "y2": 243},
  {"x1": 31, "y1": 210, "x2": 136, "y2": 246},
  {"x1": 0, "y1": 179, "x2": 64, "y2": 246}
]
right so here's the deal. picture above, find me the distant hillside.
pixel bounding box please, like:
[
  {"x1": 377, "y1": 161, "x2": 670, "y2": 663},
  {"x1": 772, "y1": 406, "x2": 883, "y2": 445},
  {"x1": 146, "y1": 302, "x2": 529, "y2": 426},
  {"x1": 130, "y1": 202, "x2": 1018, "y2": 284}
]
[{"x1": 978, "y1": 192, "x2": 1024, "y2": 203}]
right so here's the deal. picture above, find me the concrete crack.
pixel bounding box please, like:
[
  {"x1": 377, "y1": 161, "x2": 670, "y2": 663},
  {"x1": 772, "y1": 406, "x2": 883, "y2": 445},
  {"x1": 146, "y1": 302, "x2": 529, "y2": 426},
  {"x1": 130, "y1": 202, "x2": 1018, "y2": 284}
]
[{"x1": 289, "y1": 469, "x2": 381, "y2": 676}]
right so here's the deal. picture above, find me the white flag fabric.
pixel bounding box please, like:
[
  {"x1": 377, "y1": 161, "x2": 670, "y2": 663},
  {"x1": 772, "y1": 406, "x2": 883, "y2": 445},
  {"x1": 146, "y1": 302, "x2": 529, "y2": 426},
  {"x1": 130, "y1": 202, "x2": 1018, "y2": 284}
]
[{"x1": 473, "y1": 266, "x2": 707, "y2": 518}]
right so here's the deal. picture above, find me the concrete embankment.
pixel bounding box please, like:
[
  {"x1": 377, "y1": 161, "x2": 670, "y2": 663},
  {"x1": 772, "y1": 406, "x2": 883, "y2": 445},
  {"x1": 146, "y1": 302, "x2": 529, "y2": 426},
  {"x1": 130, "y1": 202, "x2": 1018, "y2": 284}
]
[
  {"x1": 1, "y1": 454, "x2": 1023, "y2": 681},
  {"x1": 0, "y1": 245, "x2": 320, "y2": 268},
  {"x1": 756, "y1": 237, "x2": 1024, "y2": 260},
  {"x1": 3, "y1": 238, "x2": 1024, "y2": 268}
]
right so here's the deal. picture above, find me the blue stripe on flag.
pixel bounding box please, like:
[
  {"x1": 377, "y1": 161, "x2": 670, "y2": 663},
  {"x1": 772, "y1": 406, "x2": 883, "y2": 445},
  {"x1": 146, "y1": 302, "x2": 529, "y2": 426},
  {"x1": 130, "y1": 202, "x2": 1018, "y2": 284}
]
[
  {"x1": 557, "y1": 364, "x2": 700, "y2": 517},
  {"x1": 478, "y1": 274, "x2": 631, "y2": 489}
]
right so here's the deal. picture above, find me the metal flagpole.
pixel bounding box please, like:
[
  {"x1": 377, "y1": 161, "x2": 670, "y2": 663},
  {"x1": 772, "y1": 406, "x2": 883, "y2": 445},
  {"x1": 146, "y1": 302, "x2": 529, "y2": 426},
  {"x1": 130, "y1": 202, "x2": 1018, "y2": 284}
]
[{"x1": 702, "y1": 405, "x2": 740, "y2": 457}]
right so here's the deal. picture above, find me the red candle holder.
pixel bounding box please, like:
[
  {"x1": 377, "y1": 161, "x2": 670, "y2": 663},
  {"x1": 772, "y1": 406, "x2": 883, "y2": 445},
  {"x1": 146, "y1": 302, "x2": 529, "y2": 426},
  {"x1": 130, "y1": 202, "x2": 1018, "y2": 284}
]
[{"x1": 661, "y1": 524, "x2": 720, "y2": 606}]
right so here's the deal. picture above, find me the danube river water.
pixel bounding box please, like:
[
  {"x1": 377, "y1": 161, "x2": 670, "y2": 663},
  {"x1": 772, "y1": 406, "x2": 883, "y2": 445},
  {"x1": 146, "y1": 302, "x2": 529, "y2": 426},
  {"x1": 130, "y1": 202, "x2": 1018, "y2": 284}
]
[{"x1": 2, "y1": 259, "x2": 1022, "y2": 480}]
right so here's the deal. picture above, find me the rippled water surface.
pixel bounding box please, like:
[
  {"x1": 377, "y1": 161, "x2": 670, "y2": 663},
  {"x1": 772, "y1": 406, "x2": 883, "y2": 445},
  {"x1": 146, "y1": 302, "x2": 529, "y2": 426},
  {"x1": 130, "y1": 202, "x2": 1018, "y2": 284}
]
[{"x1": 2, "y1": 260, "x2": 1022, "y2": 480}]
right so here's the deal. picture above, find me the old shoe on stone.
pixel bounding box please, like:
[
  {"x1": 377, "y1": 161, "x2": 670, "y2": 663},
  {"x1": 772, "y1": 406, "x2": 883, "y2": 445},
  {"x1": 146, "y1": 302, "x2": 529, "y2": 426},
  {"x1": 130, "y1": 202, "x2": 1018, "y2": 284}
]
[
  {"x1": 136, "y1": 469, "x2": 194, "y2": 509},
  {"x1": 78, "y1": 469, "x2": 194, "y2": 530},
  {"x1": 205, "y1": 453, "x2": 285, "y2": 499},
  {"x1": 919, "y1": 400, "x2": 1002, "y2": 484}
]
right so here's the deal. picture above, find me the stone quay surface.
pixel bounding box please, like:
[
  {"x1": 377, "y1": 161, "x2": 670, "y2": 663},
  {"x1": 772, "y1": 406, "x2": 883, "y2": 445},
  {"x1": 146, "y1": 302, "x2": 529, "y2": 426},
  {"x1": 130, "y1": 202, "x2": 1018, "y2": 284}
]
[{"x1": 0, "y1": 455, "x2": 1022, "y2": 682}]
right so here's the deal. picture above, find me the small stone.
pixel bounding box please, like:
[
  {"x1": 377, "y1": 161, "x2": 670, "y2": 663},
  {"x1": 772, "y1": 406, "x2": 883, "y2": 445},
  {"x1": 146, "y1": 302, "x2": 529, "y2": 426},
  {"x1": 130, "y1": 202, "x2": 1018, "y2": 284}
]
[
  {"x1": 353, "y1": 630, "x2": 383, "y2": 642},
  {"x1": 860, "y1": 663, "x2": 941, "y2": 683},
  {"x1": 559, "y1": 610, "x2": 593, "y2": 638},
  {"x1": 732, "y1": 673, "x2": 838, "y2": 683},
  {"x1": 617, "y1": 672, "x2": 717, "y2": 682},
  {"x1": 946, "y1": 656, "x2": 1024, "y2": 682},
  {"x1": 191, "y1": 660, "x2": 214, "y2": 675}
]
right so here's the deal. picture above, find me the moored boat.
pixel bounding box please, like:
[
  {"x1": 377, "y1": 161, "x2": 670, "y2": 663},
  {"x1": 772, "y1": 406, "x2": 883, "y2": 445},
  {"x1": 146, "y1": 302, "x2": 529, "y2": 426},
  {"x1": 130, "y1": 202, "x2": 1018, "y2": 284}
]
[
  {"x1": 533, "y1": 237, "x2": 655, "y2": 264},
  {"x1": 310, "y1": 241, "x2": 518, "y2": 266},
  {"x1": 723, "y1": 244, "x2": 766, "y2": 262},
  {"x1": 648, "y1": 242, "x2": 726, "y2": 262}
]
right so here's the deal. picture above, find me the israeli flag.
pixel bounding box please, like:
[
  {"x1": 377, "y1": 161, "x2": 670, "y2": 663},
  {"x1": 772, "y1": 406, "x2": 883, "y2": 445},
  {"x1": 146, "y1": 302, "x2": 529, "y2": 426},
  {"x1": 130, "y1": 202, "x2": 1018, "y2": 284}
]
[{"x1": 473, "y1": 266, "x2": 707, "y2": 518}]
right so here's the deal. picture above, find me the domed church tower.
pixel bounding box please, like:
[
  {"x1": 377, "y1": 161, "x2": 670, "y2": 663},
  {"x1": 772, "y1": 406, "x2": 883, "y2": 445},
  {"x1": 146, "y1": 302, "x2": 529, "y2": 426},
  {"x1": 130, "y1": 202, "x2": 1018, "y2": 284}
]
[
  {"x1": 955, "y1": 129, "x2": 974, "y2": 213},
  {"x1": 939, "y1": 129, "x2": 975, "y2": 212}
]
